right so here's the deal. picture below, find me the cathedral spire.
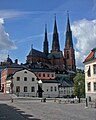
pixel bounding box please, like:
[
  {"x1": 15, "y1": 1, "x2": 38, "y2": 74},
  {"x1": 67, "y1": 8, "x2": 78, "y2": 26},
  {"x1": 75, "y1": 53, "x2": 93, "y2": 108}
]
[
  {"x1": 66, "y1": 11, "x2": 71, "y2": 32},
  {"x1": 64, "y1": 12, "x2": 76, "y2": 71},
  {"x1": 53, "y1": 14, "x2": 58, "y2": 34},
  {"x1": 65, "y1": 12, "x2": 73, "y2": 48},
  {"x1": 43, "y1": 24, "x2": 49, "y2": 56},
  {"x1": 51, "y1": 14, "x2": 60, "y2": 52}
]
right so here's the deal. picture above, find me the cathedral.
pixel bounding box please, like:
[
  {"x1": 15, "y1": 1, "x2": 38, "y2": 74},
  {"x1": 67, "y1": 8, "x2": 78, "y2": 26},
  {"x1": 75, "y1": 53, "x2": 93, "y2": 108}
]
[{"x1": 26, "y1": 14, "x2": 76, "y2": 72}]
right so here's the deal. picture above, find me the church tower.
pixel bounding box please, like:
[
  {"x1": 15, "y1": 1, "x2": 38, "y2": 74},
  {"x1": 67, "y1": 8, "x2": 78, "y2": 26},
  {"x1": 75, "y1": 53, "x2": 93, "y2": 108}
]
[
  {"x1": 43, "y1": 24, "x2": 49, "y2": 56},
  {"x1": 64, "y1": 13, "x2": 76, "y2": 71},
  {"x1": 51, "y1": 15, "x2": 60, "y2": 52}
]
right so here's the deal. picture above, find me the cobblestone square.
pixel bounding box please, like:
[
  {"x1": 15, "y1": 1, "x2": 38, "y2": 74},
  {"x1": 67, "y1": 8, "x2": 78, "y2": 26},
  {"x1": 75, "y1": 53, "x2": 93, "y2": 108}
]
[{"x1": 7, "y1": 99, "x2": 96, "y2": 120}]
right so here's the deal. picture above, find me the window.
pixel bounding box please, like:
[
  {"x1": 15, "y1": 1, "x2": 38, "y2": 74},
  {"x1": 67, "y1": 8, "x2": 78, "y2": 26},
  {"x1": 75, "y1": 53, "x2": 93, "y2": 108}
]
[
  {"x1": 87, "y1": 82, "x2": 91, "y2": 91},
  {"x1": 51, "y1": 74, "x2": 54, "y2": 77},
  {"x1": 32, "y1": 77, "x2": 35, "y2": 81},
  {"x1": 24, "y1": 86, "x2": 27, "y2": 92},
  {"x1": 17, "y1": 77, "x2": 20, "y2": 81},
  {"x1": 47, "y1": 74, "x2": 50, "y2": 77},
  {"x1": 54, "y1": 86, "x2": 57, "y2": 91},
  {"x1": 31, "y1": 86, "x2": 35, "y2": 92},
  {"x1": 24, "y1": 71, "x2": 27, "y2": 73},
  {"x1": 93, "y1": 64, "x2": 96, "y2": 74},
  {"x1": 94, "y1": 82, "x2": 96, "y2": 91},
  {"x1": 39, "y1": 73, "x2": 41, "y2": 77},
  {"x1": 50, "y1": 86, "x2": 53, "y2": 92},
  {"x1": 87, "y1": 66, "x2": 91, "y2": 77},
  {"x1": 24, "y1": 77, "x2": 27, "y2": 81},
  {"x1": 43, "y1": 73, "x2": 45, "y2": 77},
  {"x1": 16, "y1": 86, "x2": 20, "y2": 92}
]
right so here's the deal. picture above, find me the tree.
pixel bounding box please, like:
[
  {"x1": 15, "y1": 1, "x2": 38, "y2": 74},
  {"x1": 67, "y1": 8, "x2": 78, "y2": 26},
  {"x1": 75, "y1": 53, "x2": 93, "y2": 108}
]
[{"x1": 73, "y1": 73, "x2": 85, "y2": 98}]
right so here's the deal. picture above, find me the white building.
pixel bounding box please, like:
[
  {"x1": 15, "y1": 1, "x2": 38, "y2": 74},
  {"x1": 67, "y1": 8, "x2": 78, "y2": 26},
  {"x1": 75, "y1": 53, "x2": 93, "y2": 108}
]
[
  {"x1": 6, "y1": 69, "x2": 38, "y2": 97},
  {"x1": 83, "y1": 48, "x2": 96, "y2": 100}
]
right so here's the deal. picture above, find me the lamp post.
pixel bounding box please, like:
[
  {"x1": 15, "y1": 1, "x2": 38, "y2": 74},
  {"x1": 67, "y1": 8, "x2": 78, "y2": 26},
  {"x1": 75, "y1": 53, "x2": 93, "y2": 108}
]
[
  {"x1": 37, "y1": 80, "x2": 43, "y2": 98},
  {"x1": 78, "y1": 82, "x2": 81, "y2": 103},
  {"x1": 10, "y1": 76, "x2": 14, "y2": 103}
]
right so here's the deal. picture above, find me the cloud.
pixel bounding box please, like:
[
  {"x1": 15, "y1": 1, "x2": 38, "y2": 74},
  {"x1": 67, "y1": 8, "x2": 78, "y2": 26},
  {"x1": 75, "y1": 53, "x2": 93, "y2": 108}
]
[
  {"x1": 0, "y1": 18, "x2": 17, "y2": 50},
  {"x1": 0, "y1": 18, "x2": 17, "y2": 62},
  {"x1": 71, "y1": 19, "x2": 96, "y2": 69},
  {"x1": 0, "y1": 10, "x2": 31, "y2": 19}
]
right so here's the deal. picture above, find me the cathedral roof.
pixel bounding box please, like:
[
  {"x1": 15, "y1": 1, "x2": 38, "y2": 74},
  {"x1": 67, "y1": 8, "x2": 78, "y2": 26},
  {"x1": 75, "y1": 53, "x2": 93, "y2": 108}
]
[
  {"x1": 47, "y1": 51, "x2": 63, "y2": 59},
  {"x1": 28, "y1": 48, "x2": 47, "y2": 59}
]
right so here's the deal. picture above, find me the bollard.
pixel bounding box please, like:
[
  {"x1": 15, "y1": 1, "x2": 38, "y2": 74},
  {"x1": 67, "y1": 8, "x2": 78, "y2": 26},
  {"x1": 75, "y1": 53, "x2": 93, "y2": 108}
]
[{"x1": 85, "y1": 98, "x2": 88, "y2": 108}]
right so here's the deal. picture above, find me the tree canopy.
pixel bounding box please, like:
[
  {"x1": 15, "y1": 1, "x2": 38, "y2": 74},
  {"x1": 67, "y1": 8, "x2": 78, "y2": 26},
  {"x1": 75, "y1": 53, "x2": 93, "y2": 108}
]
[{"x1": 73, "y1": 73, "x2": 85, "y2": 98}]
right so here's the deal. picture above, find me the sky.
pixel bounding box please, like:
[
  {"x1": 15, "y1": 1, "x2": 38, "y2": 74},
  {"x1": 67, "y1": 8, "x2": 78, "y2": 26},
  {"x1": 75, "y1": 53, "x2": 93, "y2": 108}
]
[{"x1": 0, "y1": 0, "x2": 96, "y2": 69}]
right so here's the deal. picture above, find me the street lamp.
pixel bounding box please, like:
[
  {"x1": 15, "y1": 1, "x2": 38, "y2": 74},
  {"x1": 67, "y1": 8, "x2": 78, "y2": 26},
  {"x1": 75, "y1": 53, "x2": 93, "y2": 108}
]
[
  {"x1": 37, "y1": 80, "x2": 43, "y2": 98},
  {"x1": 78, "y1": 82, "x2": 81, "y2": 103},
  {"x1": 10, "y1": 76, "x2": 14, "y2": 103}
]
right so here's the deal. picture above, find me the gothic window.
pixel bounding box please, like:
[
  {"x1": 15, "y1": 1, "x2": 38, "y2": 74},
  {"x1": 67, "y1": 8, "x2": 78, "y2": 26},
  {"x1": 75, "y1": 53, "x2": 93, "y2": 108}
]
[
  {"x1": 67, "y1": 51, "x2": 69, "y2": 59},
  {"x1": 93, "y1": 64, "x2": 96, "y2": 74},
  {"x1": 87, "y1": 66, "x2": 91, "y2": 77},
  {"x1": 87, "y1": 82, "x2": 91, "y2": 91}
]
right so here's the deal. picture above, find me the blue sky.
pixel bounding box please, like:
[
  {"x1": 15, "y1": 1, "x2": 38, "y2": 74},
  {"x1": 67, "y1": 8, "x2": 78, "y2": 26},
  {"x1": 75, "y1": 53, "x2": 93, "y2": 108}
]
[{"x1": 0, "y1": 0, "x2": 96, "y2": 69}]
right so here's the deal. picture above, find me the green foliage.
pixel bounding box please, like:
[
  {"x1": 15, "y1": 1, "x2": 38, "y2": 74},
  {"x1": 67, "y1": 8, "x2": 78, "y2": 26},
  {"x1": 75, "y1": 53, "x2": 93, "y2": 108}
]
[{"x1": 73, "y1": 73, "x2": 85, "y2": 98}]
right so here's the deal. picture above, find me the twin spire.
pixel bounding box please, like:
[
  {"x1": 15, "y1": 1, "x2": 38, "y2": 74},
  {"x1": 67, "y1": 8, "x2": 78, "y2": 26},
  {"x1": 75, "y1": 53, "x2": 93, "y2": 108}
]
[{"x1": 43, "y1": 13, "x2": 73, "y2": 55}]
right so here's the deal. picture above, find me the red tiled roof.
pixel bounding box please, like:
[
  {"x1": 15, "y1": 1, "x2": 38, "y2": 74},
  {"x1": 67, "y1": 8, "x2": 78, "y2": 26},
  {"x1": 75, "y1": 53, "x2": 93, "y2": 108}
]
[{"x1": 83, "y1": 51, "x2": 94, "y2": 63}]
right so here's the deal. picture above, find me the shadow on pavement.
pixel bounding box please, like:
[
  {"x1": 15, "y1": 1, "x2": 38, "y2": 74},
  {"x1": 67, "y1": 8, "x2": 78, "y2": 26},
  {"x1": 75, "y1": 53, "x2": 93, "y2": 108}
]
[{"x1": 0, "y1": 104, "x2": 41, "y2": 120}]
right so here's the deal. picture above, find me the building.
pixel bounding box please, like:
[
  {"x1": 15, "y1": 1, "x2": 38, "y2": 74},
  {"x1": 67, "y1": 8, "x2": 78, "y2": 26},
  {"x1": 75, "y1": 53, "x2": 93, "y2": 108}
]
[
  {"x1": 1, "y1": 62, "x2": 23, "y2": 92},
  {"x1": 6, "y1": 69, "x2": 38, "y2": 97},
  {"x1": 27, "y1": 14, "x2": 76, "y2": 72},
  {"x1": 83, "y1": 48, "x2": 96, "y2": 100}
]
